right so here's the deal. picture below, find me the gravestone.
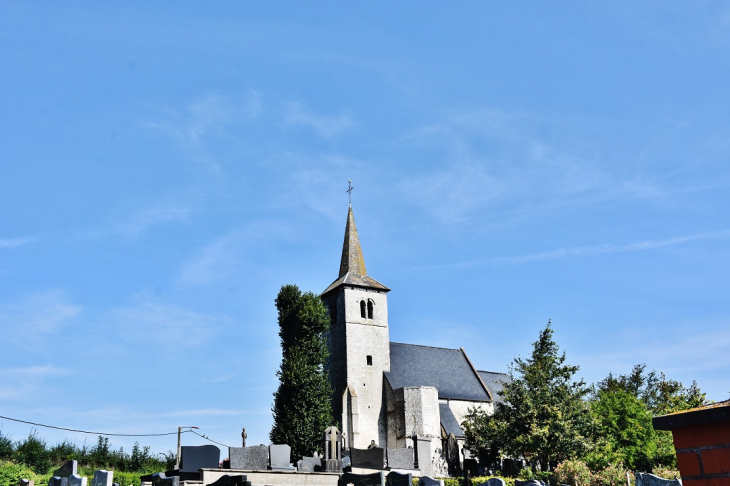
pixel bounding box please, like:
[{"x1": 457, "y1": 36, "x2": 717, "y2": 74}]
[
  {"x1": 68, "y1": 475, "x2": 87, "y2": 486},
  {"x1": 350, "y1": 447, "x2": 385, "y2": 469},
  {"x1": 635, "y1": 473, "x2": 681, "y2": 486},
  {"x1": 151, "y1": 473, "x2": 179, "y2": 486},
  {"x1": 54, "y1": 461, "x2": 78, "y2": 478},
  {"x1": 484, "y1": 478, "x2": 506, "y2": 486},
  {"x1": 339, "y1": 471, "x2": 385, "y2": 486},
  {"x1": 269, "y1": 444, "x2": 294, "y2": 471},
  {"x1": 300, "y1": 456, "x2": 322, "y2": 471},
  {"x1": 297, "y1": 460, "x2": 314, "y2": 472},
  {"x1": 48, "y1": 478, "x2": 65, "y2": 486},
  {"x1": 207, "y1": 474, "x2": 251, "y2": 486},
  {"x1": 180, "y1": 445, "x2": 220, "y2": 471},
  {"x1": 92, "y1": 470, "x2": 113, "y2": 486},
  {"x1": 417, "y1": 477, "x2": 444, "y2": 486},
  {"x1": 385, "y1": 471, "x2": 411, "y2": 486},
  {"x1": 386, "y1": 448, "x2": 414, "y2": 470},
  {"x1": 228, "y1": 445, "x2": 269, "y2": 470},
  {"x1": 323, "y1": 426, "x2": 344, "y2": 473},
  {"x1": 19, "y1": 480, "x2": 34, "y2": 486},
  {"x1": 515, "y1": 481, "x2": 543, "y2": 486}
]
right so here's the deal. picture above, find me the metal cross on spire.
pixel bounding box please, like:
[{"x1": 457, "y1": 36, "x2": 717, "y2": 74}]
[{"x1": 347, "y1": 179, "x2": 353, "y2": 206}]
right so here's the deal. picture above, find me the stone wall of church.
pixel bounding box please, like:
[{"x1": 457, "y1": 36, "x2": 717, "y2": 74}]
[
  {"x1": 445, "y1": 399, "x2": 493, "y2": 431},
  {"x1": 342, "y1": 286, "x2": 390, "y2": 448},
  {"x1": 323, "y1": 288, "x2": 348, "y2": 425}
]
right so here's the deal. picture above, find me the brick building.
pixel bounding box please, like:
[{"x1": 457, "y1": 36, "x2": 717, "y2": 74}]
[{"x1": 653, "y1": 399, "x2": 730, "y2": 486}]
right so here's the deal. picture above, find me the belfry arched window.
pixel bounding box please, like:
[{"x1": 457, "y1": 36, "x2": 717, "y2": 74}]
[
  {"x1": 360, "y1": 300, "x2": 367, "y2": 318},
  {"x1": 367, "y1": 300, "x2": 374, "y2": 319}
]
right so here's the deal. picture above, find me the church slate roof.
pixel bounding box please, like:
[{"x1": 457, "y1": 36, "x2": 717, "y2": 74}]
[
  {"x1": 322, "y1": 206, "x2": 389, "y2": 295},
  {"x1": 477, "y1": 370, "x2": 510, "y2": 405},
  {"x1": 439, "y1": 402, "x2": 465, "y2": 437},
  {"x1": 384, "y1": 343, "x2": 491, "y2": 402}
]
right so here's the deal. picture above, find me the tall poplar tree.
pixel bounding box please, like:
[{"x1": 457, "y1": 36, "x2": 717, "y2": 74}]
[{"x1": 270, "y1": 284, "x2": 333, "y2": 459}]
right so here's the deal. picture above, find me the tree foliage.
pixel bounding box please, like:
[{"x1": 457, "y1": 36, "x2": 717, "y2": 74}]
[
  {"x1": 589, "y1": 390, "x2": 656, "y2": 470},
  {"x1": 270, "y1": 284, "x2": 334, "y2": 459},
  {"x1": 592, "y1": 364, "x2": 705, "y2": 469},
  {"x1": 465, "y1": 321, "x2": 593, "y2": 471}
]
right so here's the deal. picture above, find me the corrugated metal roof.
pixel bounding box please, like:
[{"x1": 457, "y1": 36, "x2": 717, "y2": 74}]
[
  {"x1": 477, "y1": 370, "x2": 510, "y2": 405},
  {"x1": 384, "y1": 343, "x2": 490, "y2": 402}
]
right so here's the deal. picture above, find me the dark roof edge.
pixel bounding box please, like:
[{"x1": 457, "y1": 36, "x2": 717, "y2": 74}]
[
  {"x1": 391, "y1": 342, "x2": 462, "y2": 352},
  {"x1": 321, "y1": 276, "x2": 391, "y2": 296},
  {"x1": 460, "y1": 347, "x2": 493, "y2": 402},
  {"x1": 653, "y1": 402, "x2": 730, "y2": 430},
  {"x1": 477, "y1": 370, "x2": 509, "y2": 376}
]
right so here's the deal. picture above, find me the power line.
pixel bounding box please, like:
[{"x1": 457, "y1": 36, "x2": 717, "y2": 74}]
[
  {"x1": 0, "y1": 414, "x2": 184, "y2": 437},
  {"x1": 189, "y1": 429, "x2": 231, "y2": 449}
]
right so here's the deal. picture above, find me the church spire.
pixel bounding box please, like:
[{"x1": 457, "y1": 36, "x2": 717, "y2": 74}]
[{"x1": 339, "y1": 206, "x2": 367, "y2": 278}]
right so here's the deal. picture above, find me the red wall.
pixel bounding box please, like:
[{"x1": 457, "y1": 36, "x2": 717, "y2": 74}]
[{"x1": 671, "y1": 421, "x2": 730, "y2": 486}]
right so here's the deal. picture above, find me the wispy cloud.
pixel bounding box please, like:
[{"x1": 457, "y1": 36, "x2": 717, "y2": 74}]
[
  {"x1": 81, "y1": 199, "x2": 194, "y2": 240},
  {"x1": 0, "y1": 236, "x2": 36, "y2": 248},
  {"x1": 418, "y1": 229, "x2": 730, "y2": 270},
  {"x1": 574, "y1": 322, "x2": 730, "y2": 401},
  {"x1": 284, "y1": 101, "x2": 354, "y2": 138},
  {"x1": 146, "y1": 91, "x2": 262, "y2": 146},
  {"x1": 109, "y1": 204, "x2": 192, "y2": 238},
  {"x1": 0, "y1": 290, "x2": 82, "y2": 351},
  {"x1": 110, "y1": 300, "x2": 223, "y2": 348},
  {"x1": 397, "y1": 107, "x2": 720, "y2": 224},
  {"x1": 0, "y1": 365, "x2": 73, "y2": 400},
  {"x1": 177, "y1": 220, "x2": 294, "y2": 286}
]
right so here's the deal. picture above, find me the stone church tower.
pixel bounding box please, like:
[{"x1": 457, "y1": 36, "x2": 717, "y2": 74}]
[{"x1": 321, "y1": 205, "x2": 391, "y2": 449}]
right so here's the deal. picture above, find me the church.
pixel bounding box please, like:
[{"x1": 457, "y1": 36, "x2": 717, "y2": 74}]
[{"x1": 321, "y1": 204, "x2": 508, "y2": 476}]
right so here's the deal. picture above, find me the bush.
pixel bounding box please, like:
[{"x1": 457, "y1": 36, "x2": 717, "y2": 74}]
[
  {"x1": 0, "y1": 432, "x2": 13, "y2": 462},
  {"x1": 14, "y1": 432, "x2": 51, "y2": 474},
  {"x1": 591, "y1": 463, "x2": 630, "y2": 486},
  {"x1": 472, "y1": 477, "x2": 516, "y2": 486},
  {"x1": 650, "y1": 469, "x2": 680, "y2": 480},
  {"x1": 554, "y1": 460, "x2": 592, "y2": 486},
  {"x1": 0, "y1": 462, "x2": 48, "y2": 486}
]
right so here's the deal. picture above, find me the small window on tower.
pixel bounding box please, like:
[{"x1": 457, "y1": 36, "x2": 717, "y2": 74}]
[
  {"x1": 360, "y1": 300, "x2": 366, "y2": 318},
  {"x1": 367, "y1": 300, "x2": 374, "y2": 319},
  {"x1": 366, "y1": 355, "x2": 373, "y2": 366}
]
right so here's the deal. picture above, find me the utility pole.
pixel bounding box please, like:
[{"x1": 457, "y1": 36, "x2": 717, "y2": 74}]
[{"x1": 175, "y1": 426, "x2": 199, "y2": 469}]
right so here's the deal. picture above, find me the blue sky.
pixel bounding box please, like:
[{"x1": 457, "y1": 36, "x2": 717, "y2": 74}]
[{"x1": 1, "y1": 1, "x2": 729, "y2": 459}]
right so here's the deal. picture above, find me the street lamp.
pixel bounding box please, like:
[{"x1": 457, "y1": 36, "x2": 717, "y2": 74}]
[{"x1": 175, "y1": 426, "x2": 199, "y2": 469}]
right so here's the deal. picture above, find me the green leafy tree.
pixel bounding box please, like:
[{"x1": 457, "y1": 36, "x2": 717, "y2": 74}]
[
  {"x1": 594, "y1": 364, "x2": 705, "y2": 469},
  {"x1": 462, "y1": 407, "x2": 505, "y2": 468},
  {"x1": 590, "y1": 390, "x2": 656, "y2": 470},
  {"x1": 464, "y1": 321, "x2": 593, "y2": 472},
  {"x1": 270, "y1": 284, "x2": 334, "y2": 459}
]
